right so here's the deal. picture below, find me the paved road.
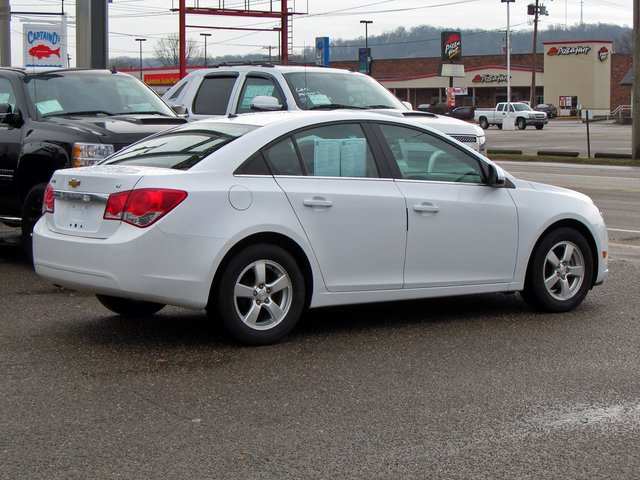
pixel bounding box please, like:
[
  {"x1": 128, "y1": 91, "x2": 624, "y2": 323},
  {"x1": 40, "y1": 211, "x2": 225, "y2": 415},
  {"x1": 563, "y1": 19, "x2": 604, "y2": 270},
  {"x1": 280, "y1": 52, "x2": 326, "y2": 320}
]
[{"x1": 485, "y1": 119, "x2": 632, "y2": 157}]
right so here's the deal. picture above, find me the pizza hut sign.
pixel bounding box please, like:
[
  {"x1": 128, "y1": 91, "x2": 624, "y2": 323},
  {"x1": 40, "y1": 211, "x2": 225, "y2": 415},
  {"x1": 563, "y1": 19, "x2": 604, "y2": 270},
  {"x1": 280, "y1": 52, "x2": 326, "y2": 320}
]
[
  {"x1": 441, "y1": 31, "x2": 462, "y2": 61},
  {"x1": 547, "y1": 45, "x2": 591, "y2": 56},
  {"x1": 472, "y1": 74, "x2": 509, "y2": 84}
]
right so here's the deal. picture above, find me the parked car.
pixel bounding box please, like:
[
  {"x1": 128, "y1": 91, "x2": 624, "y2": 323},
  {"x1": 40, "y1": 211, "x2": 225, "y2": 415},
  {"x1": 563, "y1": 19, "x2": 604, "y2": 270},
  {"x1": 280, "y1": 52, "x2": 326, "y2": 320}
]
[
  {"x1": 34, "y1": 110, "x2": 608, "y2": 345},
  {"x1": 0, "y1": 67, "x2": 186, "y2": 258},
  {"x1": 163, "y1": 64, "x2": 486, "y2": 153},
  {"x1": 474, "y1": 102, "x2": 548, "y2": 130},
  {"x1": 535, "y1": 103, "x2": 558, "y2": 119},
  {"x1": 445, "y1": 106, "x2": 475, "y2": 121}
]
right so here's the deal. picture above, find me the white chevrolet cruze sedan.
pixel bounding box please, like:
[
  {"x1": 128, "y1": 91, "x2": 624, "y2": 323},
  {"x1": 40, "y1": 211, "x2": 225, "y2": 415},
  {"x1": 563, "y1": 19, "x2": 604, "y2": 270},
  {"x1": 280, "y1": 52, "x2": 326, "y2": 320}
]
[{"x1": 33, "y1": 111, "x2": 608, "y2": 345}]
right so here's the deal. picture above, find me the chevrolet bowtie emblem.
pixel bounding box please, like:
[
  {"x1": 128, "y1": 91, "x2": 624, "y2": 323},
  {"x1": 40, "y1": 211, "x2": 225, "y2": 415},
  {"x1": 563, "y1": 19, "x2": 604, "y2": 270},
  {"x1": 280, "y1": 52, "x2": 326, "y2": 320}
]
[{"x1": 68, "y1": 178, "x2": 81, "y2": 188}]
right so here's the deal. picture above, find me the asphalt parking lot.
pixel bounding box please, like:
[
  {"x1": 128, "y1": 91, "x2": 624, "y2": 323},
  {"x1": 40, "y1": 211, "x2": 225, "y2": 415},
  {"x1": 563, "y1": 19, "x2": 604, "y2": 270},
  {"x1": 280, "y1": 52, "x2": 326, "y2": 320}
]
[
  {"x1": 485, "y1": 118, "x2": 632, "y2": 158},
  {"x1": 2, "y1": 123, "x2": 640, "y2": 478}
]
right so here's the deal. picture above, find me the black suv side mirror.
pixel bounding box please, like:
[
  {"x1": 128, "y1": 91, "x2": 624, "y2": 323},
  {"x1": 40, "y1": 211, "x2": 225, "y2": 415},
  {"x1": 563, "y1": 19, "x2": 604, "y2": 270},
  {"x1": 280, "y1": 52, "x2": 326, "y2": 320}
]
[{"x1": 0, "y1": 103, "x2": 21, "y2": 126}]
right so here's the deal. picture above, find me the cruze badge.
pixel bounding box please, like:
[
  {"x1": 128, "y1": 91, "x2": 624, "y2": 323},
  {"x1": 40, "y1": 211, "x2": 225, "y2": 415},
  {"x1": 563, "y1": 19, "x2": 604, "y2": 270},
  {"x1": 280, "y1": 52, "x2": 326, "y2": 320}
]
[{"x1": 68, "y1": 178, "x2": 81, "y2": 188}]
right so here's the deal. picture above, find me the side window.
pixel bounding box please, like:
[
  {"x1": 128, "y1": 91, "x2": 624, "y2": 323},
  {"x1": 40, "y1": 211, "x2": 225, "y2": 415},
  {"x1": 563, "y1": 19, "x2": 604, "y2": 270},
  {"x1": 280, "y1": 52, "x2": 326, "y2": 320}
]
[
  {"x1": 263, "y1": 137, "x2": 303, "y2": 176},
  {"x1": 0, "y1": 78, "x2": 16, "y2": 112},
  {"x1": 192, "y1": 76, "x2": 237, "y2": 115},
  {"x1": 378, "y1": 124, "x2": 484, "y2": 184},
  {"x1": 497, "y1": 104, "x2": 504, "y2": 112},
  {"x1": 293, "y1": 123, "x2": 378, "y2": 178},
  {"x1": 236, "y1": 76, "x2": 284, "y2": 114}
]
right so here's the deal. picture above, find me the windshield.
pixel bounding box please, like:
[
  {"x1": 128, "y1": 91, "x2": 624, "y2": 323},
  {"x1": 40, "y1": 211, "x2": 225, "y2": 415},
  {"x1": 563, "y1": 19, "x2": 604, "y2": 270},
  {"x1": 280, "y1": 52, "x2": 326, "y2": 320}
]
[
  {"x1": 102, "y1": 123, "x2": 258, "y2": 170},
  {"x1": 25, "y1": 73, "x2": 176, "y2": 118},
  {"x1": 513, "y1": 103, "x2": 533, "y2": 112},
  {"x1": 283, "y1": 71, "x2": 406, "y2": 111}
]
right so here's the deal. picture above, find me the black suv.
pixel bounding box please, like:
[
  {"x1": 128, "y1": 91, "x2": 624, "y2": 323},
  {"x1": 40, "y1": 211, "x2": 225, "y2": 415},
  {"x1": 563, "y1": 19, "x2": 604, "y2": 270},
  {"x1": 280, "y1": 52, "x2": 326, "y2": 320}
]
[{"x1": 0, "y1": 68, "x2": 185, "y2": 258}]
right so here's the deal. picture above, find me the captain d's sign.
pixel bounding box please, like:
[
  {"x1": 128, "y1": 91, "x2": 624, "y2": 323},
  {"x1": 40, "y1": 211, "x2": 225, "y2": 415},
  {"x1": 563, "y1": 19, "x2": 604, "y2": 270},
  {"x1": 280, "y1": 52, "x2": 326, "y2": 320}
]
[
  {"x1": 23, "y1": 23, "x2": 67, "y2": 68},
  {"x1": 441, "y1": 31, "x2": 462, "y2": 61}
]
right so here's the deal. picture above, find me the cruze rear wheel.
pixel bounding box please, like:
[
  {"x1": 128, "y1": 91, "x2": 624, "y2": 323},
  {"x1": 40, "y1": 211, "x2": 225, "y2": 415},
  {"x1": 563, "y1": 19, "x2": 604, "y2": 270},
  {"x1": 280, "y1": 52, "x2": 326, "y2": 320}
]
[
  {"x1": 215, "y1": 244, "x2": 305, "y2": 345},
  {"x1": 522, "y1": 228, "x2": 593, "y2": 312}
]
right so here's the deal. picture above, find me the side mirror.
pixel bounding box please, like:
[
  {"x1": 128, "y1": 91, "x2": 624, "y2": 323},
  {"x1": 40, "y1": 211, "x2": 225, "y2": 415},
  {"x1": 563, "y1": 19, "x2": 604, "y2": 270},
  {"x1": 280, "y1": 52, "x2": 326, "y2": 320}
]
[
  {"x1": 0, "y1": 103, "x2": 22, "y2": 126},
  {"x1": 401, "y1": 101, "x2": 413, "y2": 110},
  {"x1": 487, "y1": 163, "x2": 506, "y2": 187},
  {"x1": 250, "y1": 95, "x2": 283, "y2": 111},
  {"x1": 171, "y1": 104, "x2": 188, "y2": 116}
]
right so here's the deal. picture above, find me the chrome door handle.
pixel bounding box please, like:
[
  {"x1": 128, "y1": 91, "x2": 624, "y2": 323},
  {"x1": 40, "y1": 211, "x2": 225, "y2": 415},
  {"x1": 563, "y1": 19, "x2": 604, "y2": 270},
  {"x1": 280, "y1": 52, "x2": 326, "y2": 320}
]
[
  {"x1": 413, "y1": 202, "x2": 439, "y2": 213},
  {"x1": 303, "y1": 197, "x2": 333, "y2": 208}
]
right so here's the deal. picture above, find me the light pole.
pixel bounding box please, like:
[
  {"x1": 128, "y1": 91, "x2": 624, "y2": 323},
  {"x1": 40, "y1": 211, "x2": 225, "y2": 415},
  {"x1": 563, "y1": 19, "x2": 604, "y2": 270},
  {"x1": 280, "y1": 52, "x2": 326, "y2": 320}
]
[
  {"x1": 135, "y1": 38, "x2": 146, "y2": 81},
  {"x1": 360, "y1": 20, "x2": 373, "y2": 74},
  {"x1": 200, "y1": 32, "x2": 211, "y2": 67},
  {"x1": 501, "y1": 0, "x2": 514, "y2": 104}
]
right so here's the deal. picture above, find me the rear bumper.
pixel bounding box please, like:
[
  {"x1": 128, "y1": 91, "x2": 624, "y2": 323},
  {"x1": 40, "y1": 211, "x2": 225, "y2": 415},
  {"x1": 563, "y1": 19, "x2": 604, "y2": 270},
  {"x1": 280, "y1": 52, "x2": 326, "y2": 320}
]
[{"x1": 33, "y1": 218, "x2": 226, "y2": 309}]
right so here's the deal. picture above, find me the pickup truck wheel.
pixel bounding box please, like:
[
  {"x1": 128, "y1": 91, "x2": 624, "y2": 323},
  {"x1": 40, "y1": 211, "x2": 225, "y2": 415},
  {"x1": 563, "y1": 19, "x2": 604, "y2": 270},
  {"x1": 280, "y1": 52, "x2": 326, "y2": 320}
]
[
  {"x1": 516, "y1": 118, "x2": 526, "y2": 130},
  {"x1": 535, "y1": 124, "x2": 544, "y2": 130},
  {"x1": 21, "y1": 182, "x2": 47, "y2": 262},
  {"x1": 478, "y1": 117, "x2": 489, "y2": 130}
]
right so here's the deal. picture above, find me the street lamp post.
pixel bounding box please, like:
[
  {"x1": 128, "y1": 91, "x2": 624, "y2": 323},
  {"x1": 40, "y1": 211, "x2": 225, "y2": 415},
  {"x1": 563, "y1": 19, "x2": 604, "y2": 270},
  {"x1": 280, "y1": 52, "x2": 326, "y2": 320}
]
[
  {"x1": 360, "y1": 20, "x2": 373, "y2": 74},
  {"x1": 501, "y1": 0, "x2": 515, "y2": 104},
  {"x1": 135, "y1": 38, "x2": 146, "y2": 81},
  {"x1": 200, "y1": 32, "x2": 212, "y2": 67}
]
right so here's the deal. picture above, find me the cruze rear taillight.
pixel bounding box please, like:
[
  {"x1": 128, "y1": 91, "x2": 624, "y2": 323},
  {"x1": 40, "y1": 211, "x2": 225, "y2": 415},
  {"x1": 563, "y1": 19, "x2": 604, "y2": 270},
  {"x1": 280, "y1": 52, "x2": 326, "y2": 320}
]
[
  {"x1": 104, "y1": 188, "x2": 187, "y2": 227},
  {"x1": 43, "y1": 183, "x2": 55, "y2": 214}
]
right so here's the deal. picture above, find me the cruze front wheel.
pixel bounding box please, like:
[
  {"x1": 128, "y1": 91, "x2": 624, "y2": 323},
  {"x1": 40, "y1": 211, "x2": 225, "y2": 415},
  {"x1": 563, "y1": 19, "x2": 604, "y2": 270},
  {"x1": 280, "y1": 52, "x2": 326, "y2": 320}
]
[
  {"x1": 522, "y1": 228, "x2": 593, "y2": 312},
  {"x1": 215, "y1": 244, "x2": 305, "y2": 345}
]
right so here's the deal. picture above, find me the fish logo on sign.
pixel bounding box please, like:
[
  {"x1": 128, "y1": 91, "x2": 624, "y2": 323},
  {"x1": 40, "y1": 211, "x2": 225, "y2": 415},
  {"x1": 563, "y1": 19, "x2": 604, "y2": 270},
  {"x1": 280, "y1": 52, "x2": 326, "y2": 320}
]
[{"x1": 28, "y1": 44, "x2": 61, "y2": 59}]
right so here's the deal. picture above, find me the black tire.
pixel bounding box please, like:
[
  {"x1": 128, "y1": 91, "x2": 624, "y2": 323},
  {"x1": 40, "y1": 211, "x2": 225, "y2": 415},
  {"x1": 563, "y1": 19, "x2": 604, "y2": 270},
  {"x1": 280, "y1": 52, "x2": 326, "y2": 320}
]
[
  {"x1": 21, "y1": 182, "x2": 47, "y2": 262},
  {"x1": 479, "y1": 117, "x2": 489, "y2": 130},
  {"x1": 96, "y1": 294, "x2": 165, "y2": 317},
  {"x1": 516, "y1": 117, "x2": 526, "y2": 130},
  {"x1": 213, "y1": 244, "x2": 305, "y2": 345},
  {"x1": 521, "y1": 227, "x2": 594, "y2": 312},
  {"x1": 535, "y1": 124, "x2": 544, "y2": 130}
]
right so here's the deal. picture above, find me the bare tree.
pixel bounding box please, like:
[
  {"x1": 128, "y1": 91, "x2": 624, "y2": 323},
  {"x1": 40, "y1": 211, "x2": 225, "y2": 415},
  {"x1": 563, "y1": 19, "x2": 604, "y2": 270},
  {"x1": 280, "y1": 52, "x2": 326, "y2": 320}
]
[{"x1": 153, "y1": 34, "x2": 202, "y2": 67}]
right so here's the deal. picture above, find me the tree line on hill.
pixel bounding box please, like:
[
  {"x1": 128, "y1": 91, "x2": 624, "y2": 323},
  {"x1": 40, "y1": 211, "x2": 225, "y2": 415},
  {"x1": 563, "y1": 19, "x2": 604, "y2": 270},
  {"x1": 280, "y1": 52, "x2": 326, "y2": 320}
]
[{"x1": 110, "y1": 23, "x2": 632, "y2": 70}]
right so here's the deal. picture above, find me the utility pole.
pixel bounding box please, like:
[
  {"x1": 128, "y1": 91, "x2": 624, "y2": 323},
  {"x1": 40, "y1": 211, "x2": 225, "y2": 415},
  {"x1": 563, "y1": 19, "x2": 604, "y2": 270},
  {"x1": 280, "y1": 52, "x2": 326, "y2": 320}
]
[
  {"x1": 529, "y1": 0, "x2": 541, "y2": 106},
  {"x1": 0, "y1": 0, "x2": 10, "y2": 66},
  {"x1": 633, "y1": 0, "x2": 640, "y2": 160}
]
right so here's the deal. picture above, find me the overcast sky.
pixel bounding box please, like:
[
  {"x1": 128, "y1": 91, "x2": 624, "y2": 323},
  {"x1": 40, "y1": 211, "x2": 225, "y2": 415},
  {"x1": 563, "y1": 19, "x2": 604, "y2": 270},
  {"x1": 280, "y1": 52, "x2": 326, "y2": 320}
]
[{"x1": 9, "y1": 0, "x2": 633, "y2": 66}]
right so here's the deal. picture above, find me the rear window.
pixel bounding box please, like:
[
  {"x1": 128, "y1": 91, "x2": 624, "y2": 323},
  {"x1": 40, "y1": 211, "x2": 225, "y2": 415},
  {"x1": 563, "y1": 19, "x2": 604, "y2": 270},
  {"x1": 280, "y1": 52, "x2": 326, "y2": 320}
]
[{"x1": 102, "y1": 123, "x2": 258, "y2": 170}]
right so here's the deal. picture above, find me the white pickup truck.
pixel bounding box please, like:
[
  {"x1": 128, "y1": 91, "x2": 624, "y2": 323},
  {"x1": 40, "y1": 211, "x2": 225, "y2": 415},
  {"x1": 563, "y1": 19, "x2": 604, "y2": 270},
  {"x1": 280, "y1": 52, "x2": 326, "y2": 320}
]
[
  {"x1": 163, "y1": 64, "x2": 487, "y2": 153},
  {"x1": 474, "y1": 102, "x2": 548, "y2": 130}
]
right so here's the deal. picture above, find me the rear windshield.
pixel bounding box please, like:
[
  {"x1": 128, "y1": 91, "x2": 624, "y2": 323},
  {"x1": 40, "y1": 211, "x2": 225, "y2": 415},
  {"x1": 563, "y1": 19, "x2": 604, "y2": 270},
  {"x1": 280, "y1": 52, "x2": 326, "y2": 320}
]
[{"x1": 102, "y1": 124, "x2": 258, "y2": 170}]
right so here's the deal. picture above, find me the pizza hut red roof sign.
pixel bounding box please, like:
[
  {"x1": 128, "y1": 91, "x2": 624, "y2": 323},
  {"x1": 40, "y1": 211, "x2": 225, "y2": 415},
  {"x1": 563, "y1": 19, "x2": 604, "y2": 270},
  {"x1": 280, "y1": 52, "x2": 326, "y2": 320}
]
[
  {"x1": 441, "y1": 31, "x2": 462, "y2": 62},
  {"x1": 23, "y1": 24, "x2": 67, "y2": 68}
]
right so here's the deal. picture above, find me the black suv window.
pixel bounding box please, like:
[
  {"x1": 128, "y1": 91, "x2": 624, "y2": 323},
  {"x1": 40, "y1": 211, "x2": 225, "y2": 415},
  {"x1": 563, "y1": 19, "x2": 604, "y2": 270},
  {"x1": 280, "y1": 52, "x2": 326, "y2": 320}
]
[
  {"x1": 0, "y1": 77, "x2": 16, "y2": 112},
  {"x1": 192, "y1": 76, "x2": 237, "y2": 115}
]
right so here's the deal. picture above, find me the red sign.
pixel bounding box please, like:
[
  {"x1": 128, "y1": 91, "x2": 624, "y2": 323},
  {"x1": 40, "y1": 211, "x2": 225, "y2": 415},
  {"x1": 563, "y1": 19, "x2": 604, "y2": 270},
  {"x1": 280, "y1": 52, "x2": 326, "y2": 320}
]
[{"x1": 143, "y1": 73, "x2": 181, "y2": 86}]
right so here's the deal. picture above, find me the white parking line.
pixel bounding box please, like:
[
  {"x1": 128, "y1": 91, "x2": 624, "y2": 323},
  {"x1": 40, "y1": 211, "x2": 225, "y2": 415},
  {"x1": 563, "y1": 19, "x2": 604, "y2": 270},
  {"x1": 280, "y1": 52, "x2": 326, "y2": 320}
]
[{"x1": 609, "y1": 228, "x2": 640, "y2": 234}]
